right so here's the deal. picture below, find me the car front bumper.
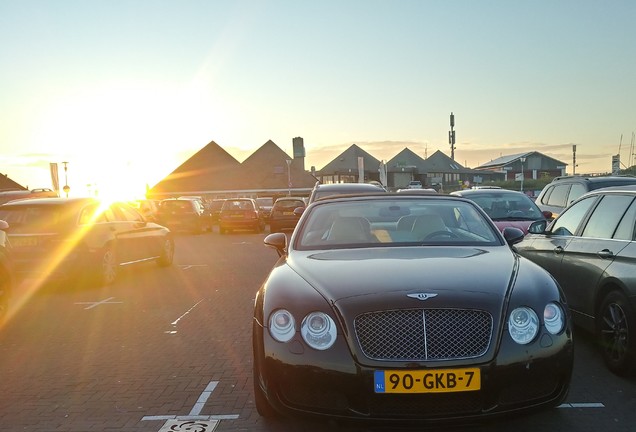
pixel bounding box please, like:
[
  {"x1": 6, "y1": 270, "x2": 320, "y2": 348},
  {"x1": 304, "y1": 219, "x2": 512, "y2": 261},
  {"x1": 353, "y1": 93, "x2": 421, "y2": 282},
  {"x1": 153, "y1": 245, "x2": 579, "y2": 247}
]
[{"x1": 254, "y1": 322, "x2": 573, "y2": 423}]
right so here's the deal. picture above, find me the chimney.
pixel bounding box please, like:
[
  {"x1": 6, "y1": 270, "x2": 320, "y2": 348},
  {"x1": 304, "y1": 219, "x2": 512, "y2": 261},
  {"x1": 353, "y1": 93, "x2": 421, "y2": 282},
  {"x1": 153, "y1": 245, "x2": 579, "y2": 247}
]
[{"x1": 292, "y1": 137, "x2": 306, "y2": 171}]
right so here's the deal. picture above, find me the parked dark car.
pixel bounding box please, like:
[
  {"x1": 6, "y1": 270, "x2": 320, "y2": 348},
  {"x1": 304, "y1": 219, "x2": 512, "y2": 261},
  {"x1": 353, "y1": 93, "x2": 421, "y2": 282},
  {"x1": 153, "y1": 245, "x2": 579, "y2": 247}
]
[
  {"x1": 253, "y1": 193, "x2": 572, "y2": 422},
  {"x1": 157, "y1": 198, "x2": 212, "y2": 234},
  {"x1": 0, "y1": 197, "x2": 174, "y2": 286},
  {"x1": 308, "y1": 182, "x2": 386, "y2": 204},
  {"x1": 451, "y1": 188, "x2": 552, "y2": 234},
  {"x1": 219, "y1": 198, "x2": 264, "y2": 234},
  {"x1": 517, "y1": 185, "x2": 636, "y2": 375},
  {"x1": 255, "y1": 197, "x2": 274, "y2": 222},
  {"x1": 268, "y1": 197, "x2": 305, "y2": 233},
  {"x1": 0, "y1": 219, "x2": 13, "y2": 322},
  {"x1": 535, "y1": 175, "x2": 636, "y2": 219}
]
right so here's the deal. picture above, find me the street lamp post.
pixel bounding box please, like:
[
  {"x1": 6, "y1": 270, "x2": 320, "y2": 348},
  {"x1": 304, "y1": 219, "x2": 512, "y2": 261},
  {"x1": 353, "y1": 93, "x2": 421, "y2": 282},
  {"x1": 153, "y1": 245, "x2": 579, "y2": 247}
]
[
  {"x1": 62, "y1": 161, "x2": 70, "y2": 198},
  {"x1": 286, "y1": 159, "x2": 292, "y2": 196},
  {"x1": 520, "y1": 157, "x2": 526, "y2": 192}
]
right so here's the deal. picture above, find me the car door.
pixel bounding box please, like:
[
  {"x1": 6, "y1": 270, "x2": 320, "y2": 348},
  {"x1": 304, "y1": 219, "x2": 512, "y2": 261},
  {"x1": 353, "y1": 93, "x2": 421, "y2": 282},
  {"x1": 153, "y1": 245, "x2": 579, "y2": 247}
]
[
  {"x1": 110, "y1": 203, "x2": 156, "y2": 263},
  {"x1": 558, "y1": 194, "x2": 635, "y2": 324},
  {"x1": 518, "y1": 195, "x2": 597, "y2": 284}
]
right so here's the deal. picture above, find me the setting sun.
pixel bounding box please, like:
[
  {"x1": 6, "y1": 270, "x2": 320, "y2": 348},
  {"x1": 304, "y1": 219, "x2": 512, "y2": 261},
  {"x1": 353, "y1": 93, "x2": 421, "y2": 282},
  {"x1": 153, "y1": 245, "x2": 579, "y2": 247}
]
[{"x1": 34, "y1": 81, "x2": 235, "y2": 200}]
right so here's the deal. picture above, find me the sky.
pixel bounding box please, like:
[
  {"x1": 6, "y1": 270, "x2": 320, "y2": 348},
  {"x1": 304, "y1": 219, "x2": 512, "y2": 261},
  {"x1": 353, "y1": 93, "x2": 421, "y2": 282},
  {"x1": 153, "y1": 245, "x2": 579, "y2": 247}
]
[{"x1": 1, "y1": 0, "x2": 635, "y2": 199}]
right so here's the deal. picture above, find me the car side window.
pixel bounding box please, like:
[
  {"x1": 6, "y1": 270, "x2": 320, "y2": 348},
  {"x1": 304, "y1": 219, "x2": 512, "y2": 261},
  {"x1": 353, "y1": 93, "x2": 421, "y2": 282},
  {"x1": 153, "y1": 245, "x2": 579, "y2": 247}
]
[
  {"x1": 546, "y1": 184, "x2": 570, "y2": 207},
  {"x1": 567, "y1": 183, "x2": 587, "y2": 206},
  {"x1": 79, "y1": 204, "x2": 109, "y2": 224},
  {"x1": 582, "y1": 195, "x2": 634, "y2": 239},
  {"x1": 550, "y1": 196, "x2": 596, "y2": 236},
  {"x1": 613, "y1": 198, "x2": 636, "y2": 241}
]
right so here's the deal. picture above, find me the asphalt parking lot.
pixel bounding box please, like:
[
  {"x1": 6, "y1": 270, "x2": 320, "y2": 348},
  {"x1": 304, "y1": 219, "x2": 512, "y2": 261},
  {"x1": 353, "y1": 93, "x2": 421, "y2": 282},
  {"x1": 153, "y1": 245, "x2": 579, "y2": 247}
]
[{"x1": 0, "y1": 229, "x2": 635, "y2": 432}]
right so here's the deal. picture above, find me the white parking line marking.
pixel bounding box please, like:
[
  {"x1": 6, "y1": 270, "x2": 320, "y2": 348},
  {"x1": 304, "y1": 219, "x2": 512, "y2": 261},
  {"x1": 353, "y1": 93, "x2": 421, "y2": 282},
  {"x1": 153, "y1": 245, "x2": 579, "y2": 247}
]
[
  {"x1": 179, "y1": 264, "x2": 208, "y2": 270},
  {"x1": 171, "y1": 300, "x2": 203, "y2": 326},
  {"x1": 75, "y1": 297, "x2": 122, "y2": 310},
  {"x1": 189, "y1": 381, "x2": 218, "y2": 415},
  {"x1": 558, "y1": 402, "x2": 605, "y2": 408},
  {"x1": 164, "y1": 300, "x2": 203, "y2": 334},
  {"x1": 141, "y1": 380, "x2": 240, "y2": 425}
]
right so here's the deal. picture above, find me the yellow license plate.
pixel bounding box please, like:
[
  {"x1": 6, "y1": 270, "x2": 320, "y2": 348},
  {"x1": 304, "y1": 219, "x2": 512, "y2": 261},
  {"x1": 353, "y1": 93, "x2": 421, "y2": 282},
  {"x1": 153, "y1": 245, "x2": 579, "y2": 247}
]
[{"x1": 374, "y1": 368, "x2": 480, "y2": 394}]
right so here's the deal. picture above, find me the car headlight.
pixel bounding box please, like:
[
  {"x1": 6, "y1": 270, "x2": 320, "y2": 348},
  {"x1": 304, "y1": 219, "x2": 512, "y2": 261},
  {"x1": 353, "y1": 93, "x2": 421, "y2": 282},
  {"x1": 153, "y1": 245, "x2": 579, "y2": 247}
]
[
  {"x1": 508, "y1": 307, "x2": 539, "y2": 345},
  {"x1": 301, "y1": 312, "x2": 337, "y2": 350},
  {"x1": 544, "y1": 302, "x2": 565, "y2": 335},
  {"x1": 269, "y1": 309, "x2": 296, "y2": 343}
]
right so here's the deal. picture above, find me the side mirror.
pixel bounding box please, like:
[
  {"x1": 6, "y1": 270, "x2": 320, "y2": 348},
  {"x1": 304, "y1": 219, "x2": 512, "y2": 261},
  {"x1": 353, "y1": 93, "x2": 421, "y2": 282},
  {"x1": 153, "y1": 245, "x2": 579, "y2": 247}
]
[
  {"x1": 293, "y1": 207, "x2": 305, "y2": 216},
  {"x1": 502, "y1": 227, "x2": 525, "y2": 246},
  {"x1": 0, "y1": 220, "x2": 8, "y2": 231},
  {"x1": 264, "y1": 232, "x2": 287, "y2": 257},
  {"x1": 528, "y1": 220, "x2": 548, "y2": 234}
]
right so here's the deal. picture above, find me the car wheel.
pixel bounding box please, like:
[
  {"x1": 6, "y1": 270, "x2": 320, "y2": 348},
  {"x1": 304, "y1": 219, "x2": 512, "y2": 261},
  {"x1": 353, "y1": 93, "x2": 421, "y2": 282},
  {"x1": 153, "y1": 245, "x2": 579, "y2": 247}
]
[
  {"x1": 98, "y1": 247, "x2": 118, "y2": 286},
  {"x1": 156, "y1": 238, "x2": 174, "y2": 267},
  {"x1": 597, "y1": 290, "x2": 636, "y2": 375}
]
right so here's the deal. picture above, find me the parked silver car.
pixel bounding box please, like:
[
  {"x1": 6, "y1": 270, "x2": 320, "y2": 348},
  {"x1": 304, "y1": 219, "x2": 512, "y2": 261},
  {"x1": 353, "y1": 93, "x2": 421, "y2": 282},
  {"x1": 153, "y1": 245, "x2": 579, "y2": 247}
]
[{"x1": 517, "y1": 185, "x2": 636, "y2": 375}]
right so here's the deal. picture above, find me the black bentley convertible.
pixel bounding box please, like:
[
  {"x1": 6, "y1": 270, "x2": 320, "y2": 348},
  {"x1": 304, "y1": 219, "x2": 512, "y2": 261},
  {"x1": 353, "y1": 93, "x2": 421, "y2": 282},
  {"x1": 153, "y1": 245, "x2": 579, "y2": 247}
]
[{"x1": 252, "y1": 193, "x2": 573, "y2": 423}]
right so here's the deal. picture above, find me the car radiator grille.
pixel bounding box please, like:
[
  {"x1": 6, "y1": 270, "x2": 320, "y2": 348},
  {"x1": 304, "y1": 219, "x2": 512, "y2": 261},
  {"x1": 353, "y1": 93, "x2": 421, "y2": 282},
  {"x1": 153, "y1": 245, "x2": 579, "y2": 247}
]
[{"x1": 354, "y1": 308, "x2": 492, "y2": 361}]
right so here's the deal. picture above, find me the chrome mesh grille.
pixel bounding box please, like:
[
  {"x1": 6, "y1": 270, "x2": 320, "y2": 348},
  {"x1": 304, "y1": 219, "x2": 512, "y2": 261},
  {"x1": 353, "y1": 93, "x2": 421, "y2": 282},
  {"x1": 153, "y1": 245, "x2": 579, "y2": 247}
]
[{"x1": 354, "y1": 308, "x2": 492, "y2": 361}]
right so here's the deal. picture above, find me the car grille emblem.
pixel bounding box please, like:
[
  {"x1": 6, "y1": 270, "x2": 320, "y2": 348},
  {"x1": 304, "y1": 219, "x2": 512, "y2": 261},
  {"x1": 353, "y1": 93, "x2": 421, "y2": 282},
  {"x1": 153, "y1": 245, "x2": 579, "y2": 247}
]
[{"x1": 407, "y1": 293, "x2": 438, "y2": 301}]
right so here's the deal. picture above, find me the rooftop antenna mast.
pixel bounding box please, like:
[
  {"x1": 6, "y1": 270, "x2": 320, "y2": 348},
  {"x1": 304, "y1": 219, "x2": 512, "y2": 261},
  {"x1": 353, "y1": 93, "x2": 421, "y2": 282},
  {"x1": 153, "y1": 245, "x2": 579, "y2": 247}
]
[
  {"x1": 449, "y1": 112, "x2": 456, "y2": 161},
  {"x1": 629, "y1": 132, "x2": 636, "y2": 168},
  {"x1": 618, "y1": 133, "x2": 629, "y2": 169}
]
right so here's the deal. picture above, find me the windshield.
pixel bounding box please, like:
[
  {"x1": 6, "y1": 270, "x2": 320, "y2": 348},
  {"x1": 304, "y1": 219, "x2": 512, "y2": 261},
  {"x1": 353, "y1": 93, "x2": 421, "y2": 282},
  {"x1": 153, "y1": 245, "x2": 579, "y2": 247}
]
[
  {"x1": 467, "y1": 192, "x2": 544, "y2": 220},
  {"x1": 295, "y1": 198, "x2": 501, "y2": 250},
  {"x1": 0, "y1": 204, "x2": 95, "y2": 233}
]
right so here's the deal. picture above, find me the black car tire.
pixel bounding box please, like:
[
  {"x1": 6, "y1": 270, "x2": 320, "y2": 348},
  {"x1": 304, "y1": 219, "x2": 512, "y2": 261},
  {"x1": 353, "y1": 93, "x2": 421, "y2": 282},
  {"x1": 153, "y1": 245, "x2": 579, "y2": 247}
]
[
  {"x1": 156, "y1": 238, "x2": 174, "y2": 267},
  {"x1": 597, "y1": 290, "x2": 636, "y2": 375},
  {"x1": 98, "y1": 246, "x2": 118, "y2": 286}
]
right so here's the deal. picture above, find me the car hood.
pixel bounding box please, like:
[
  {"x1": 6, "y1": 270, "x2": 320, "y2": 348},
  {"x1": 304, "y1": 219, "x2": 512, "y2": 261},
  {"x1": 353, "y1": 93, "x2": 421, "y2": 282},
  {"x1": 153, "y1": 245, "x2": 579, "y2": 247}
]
[{"x1": 288, "y1": 246, "x2": 516, "y2": 314}]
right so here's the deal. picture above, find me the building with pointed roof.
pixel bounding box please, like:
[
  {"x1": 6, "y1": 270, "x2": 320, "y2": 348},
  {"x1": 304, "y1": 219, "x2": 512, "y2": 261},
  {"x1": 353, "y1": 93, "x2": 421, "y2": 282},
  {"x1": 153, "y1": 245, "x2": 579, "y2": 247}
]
[
  {"x1": 147, "y1": 139, "x2": 317, "y2": 198},
  {"x1": 476, "y1": 151, "x2": 567, "y2": 181},
  {"x1": 148, "y1": 141, "x2": 240, "y2": 196},
  {"x1": 0, "y1": 174, "x2": 27, "y2": 191},
  {"x1": 314, "y1": 144, "x2": 382, "y2": 184},
  {"x1": 145, "y1": 137, "x2": 568, "y2": 198}
]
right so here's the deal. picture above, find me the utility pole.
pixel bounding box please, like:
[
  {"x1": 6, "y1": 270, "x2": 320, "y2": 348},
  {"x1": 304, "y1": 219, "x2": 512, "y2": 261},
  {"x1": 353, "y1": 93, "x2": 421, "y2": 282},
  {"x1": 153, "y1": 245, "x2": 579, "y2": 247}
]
[
  {"x1": 449, "y1": 113, "x2": 456, "y2": 161},
  {"x1": 572, "y1": 145, "x2": 577, "y2": 175}
]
